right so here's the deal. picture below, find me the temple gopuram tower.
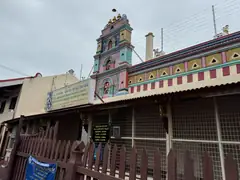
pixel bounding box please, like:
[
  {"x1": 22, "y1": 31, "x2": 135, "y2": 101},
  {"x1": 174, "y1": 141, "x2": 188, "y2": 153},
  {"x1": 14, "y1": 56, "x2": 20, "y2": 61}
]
[{"x1": 91, "y1": 13, "x2": 133, "y2": 98}]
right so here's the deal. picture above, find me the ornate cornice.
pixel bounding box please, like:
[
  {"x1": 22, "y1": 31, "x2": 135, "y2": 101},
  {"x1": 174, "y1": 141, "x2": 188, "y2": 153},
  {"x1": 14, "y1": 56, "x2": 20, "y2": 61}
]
[
  {"x1": 97, "y1": 24, "x2": 132, "y2": 42},
  {"x1": 128, "y1": 42, "x2": 240, "y2": 76},
  {"x1": 94, "y1": 42, "x2": 134, "y2": 59},
  {"x1": 91, "y1": 63, "x2": 130, "y2": 79}
]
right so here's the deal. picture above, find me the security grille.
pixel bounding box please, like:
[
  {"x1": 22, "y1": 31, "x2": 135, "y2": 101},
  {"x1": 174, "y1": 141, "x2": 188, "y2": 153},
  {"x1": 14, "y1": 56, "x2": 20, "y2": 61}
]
[
  {"x1": 111, "y1": 108, "x2": 132, "y2": 137},
  {"x1": 110, "y1": 108, "x2": 132, "y2": 168},
  {"x1": 172, "y1": 142, "x2": 221, "y2": 180},
  {"x1": 110, "y1": 139, "x2": 132, "y2": 168},
  {"x1": 172, "y1": 98, "x2": 222, "y2": 180},
  {"x1": 90, "y1": 94, "x2": 240, "y2": 179},
  {"x1": 134, "y1": 104, "x2": 167, "y2": 179},
  {"x1": 217, "y1": 95, "x2": 240, "y2": 178},
  {"x1": 135, "y1": 104, "x2": 166, "y2": 138}
]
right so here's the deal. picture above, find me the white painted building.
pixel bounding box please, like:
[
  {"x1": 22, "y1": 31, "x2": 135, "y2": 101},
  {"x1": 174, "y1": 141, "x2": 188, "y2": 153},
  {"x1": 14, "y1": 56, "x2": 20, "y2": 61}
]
[{"x1": 0, "y1": 72, "x2": 80, "y2": 160}]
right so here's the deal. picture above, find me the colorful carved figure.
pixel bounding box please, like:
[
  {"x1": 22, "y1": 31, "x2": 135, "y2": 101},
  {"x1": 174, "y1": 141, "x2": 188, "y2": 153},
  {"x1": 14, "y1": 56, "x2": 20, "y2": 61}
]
[
  {"x1": 223, "y1": 25, "x2": 229, "y2": 34},
  {"x1": 106, "y1": 60, "x2": 111, "y2": 70},
  {"x1": 104, "y1": 82, "x2": 110, "y2": 94},
  {"x1": 108, "y1": 40, "x2": 112, "y2": 50}
]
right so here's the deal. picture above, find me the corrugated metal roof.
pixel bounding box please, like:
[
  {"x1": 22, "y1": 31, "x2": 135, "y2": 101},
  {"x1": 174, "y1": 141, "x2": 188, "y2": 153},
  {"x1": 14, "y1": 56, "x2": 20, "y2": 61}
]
[{"x1": 93, "y1": 74, "x2": 240, "y2": 105}]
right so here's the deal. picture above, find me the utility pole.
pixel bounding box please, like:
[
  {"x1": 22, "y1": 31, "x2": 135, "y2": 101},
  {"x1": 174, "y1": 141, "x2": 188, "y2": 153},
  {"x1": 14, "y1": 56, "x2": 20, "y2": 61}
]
[
  {"x1": 212, "y1": 5, "x2": 217, "y2": 36},
  {"x1": 161, "y1": 28, "x2": 164, "y2": 52},
  {"x1": 80, "y1": 64, "x2": 83, "y2": 81}
]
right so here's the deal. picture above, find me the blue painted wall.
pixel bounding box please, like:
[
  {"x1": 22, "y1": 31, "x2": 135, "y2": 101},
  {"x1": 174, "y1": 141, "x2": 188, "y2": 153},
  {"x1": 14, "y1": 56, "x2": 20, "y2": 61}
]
[
  {"x1": 120, "y1": 47, "x2": 132, "y2": 64},
  {"x1": 94, "y1": 59, "x2": 100, "y2": 72}
]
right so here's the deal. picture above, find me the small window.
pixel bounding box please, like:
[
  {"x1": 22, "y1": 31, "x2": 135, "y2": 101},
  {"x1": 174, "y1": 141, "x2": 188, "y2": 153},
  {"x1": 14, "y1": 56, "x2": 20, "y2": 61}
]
[
  {"x1": 0, "y1": 101, "x2": 6, "y2": 113},
  {"x1": 192, "y1": 63, "x2": 198, "y2": 68},
  {"x1": 176, "y1": 68, "x2": 181, "y2": 73},
  {"x1": 149, "y1": 74, "x2": 154, "y2": 79},
  {"x1": 106, "y1": 60, "x2": 111, "y2": 70},
  {"x1": 162, "y1": 71, "x2": 167, "y2": 76},
  {"x1": 211, "y1": 58, "x2": 217, "y2": 64},
  {"x1": 108, "y1": 40, "x2": 113, "y2": 50},
  {"x1": 9, "y1": 97, "x2": 17, "y2": 110},
  {"x1": 128, "y1": 80, "x2": 132, "y2": 84},
  {"x1": 233, "y1": 53, "x2": 239, "y2": 58}
]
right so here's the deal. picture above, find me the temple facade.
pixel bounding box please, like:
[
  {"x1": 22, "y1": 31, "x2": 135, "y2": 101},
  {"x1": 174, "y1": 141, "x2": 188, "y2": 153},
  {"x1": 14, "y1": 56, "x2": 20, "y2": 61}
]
[
  {"x1": 91, "y1": 13, "x2": 133, "y2": 98},
  {"x1": 92, "y1": 14, "x2": 240, "y2": 104},
  {"x1": 88, "y1": 14, "x2": 240, "y2": 179}
]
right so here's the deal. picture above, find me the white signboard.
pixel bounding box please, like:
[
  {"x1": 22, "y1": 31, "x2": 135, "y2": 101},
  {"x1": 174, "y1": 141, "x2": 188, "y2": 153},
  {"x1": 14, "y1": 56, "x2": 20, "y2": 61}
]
[{"x1": 46, "y1": 79, "x2": 95, "y2": 111}]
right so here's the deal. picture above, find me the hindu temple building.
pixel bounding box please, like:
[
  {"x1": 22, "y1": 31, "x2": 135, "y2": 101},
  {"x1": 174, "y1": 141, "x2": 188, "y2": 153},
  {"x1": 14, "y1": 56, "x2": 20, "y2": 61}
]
[{"x1": 87, "y1": 14, "x2": 240, "y2": 179}]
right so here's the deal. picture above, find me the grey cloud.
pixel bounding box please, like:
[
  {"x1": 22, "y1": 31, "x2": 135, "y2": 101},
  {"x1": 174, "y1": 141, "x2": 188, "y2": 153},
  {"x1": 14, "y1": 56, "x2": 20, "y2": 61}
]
[{"x1": 0, "y1": 0, "x2": 236, "y2": 79}]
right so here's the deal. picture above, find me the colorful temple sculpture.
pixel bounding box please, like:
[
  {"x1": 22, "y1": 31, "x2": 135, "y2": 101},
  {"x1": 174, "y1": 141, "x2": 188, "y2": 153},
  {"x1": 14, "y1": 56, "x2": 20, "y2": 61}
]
[
  {"x1": 91, "y1": 14, "x2": 133, "y2": 98},
  {"x1": 92, "y1": 14, "x2": 240, "y2": 103}
]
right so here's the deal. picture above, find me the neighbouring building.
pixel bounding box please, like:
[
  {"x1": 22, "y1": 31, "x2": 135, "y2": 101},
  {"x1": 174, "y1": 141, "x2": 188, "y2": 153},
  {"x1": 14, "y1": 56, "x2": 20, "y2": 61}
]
[
  {"x1": 0, "y1": 72, "x2": 80, "y2": 162},
  {"x1": 0, "y1": 73, "x2": 42, "y2": 158}
]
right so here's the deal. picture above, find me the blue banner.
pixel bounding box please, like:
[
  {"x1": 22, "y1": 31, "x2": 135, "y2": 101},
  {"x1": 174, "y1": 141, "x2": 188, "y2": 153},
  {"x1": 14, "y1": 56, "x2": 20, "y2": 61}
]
[
  {"x1": 93, "y1": 143, "x2": 105, "y2": 161},
  {"x1": 25, "y1": 156, "x2": 57, "y2": 180}
]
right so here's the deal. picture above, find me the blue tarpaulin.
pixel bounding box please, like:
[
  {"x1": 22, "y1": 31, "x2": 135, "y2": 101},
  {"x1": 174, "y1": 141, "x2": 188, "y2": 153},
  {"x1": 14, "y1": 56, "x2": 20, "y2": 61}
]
[{"x1": 25, "y1": 156, "x2": 57, "y2": 180}]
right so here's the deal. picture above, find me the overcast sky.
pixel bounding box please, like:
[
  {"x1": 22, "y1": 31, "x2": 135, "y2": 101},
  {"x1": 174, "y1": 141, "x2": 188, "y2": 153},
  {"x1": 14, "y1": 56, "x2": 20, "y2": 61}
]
[{"x1": 0, "y1": 0, "x2": 239, "y2": 79}]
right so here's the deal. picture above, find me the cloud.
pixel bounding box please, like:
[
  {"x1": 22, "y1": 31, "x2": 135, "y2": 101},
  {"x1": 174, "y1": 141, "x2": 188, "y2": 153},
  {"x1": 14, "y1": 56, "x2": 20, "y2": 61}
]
[{"x1": 0, "y1": 0, "x2": 238, "y2": 79}]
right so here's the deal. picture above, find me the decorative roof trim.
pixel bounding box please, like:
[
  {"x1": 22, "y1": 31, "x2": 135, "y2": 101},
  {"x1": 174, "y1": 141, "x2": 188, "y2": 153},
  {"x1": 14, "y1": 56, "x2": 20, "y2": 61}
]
[
  {"x1": 97, "y1": 24, "x2": 132, "y2": 42},
  {"x1": 128, "y1": 41, "x2": 240, "y2": 76},
  {"x1": 94, "y1": 42, "x2": 134, "y2": 59},
  {"x1": 129, "y1": 31, "x2": 240, "y2": 73}
]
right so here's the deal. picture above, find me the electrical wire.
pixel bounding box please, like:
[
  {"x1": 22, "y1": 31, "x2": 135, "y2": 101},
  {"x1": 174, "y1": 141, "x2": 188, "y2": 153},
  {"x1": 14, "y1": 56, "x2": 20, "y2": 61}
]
[
  {"x1": 131, "y1": 0, "x2": 240, "y2": 46},
  {"x1": 0, "y1": 64, "x2": 30, "y2": 77}
]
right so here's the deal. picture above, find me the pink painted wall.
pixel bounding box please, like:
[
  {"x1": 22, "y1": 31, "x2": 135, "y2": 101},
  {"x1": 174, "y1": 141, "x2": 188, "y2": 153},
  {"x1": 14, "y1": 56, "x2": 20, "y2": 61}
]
[
  {"x1": 119, "y1": 70, "x2": 127, "y2": 89},
  {"x1": 99, "y1": 52, "x2": 120, "y2": 73}
]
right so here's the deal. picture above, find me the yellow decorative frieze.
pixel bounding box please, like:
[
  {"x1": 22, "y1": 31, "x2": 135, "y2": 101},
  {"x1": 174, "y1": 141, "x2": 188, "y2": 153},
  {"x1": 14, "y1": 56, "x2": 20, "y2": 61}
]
[
  {"x1": 147, "y1": 70, "x2": 157, "y2": 80},
  {"x1": 227, "y1": 47, "x2": 240, "y2": 62},
  {"x1": 188, "y1": 59, "x2": 201, "y2": 70},
  {"x1": 158, "y1": 67, "x2": 169, "y2": 77},
  {"x1": 136, "y1": 74, "x2": 144, "y2": 82},
  {"x1": 173, "y1": 63, "x2": 185, "y2": 74},
  {"x1": 205, "y1": 53, "x2": 222, "y2": 67},
  {"x1": 128, "y1": 76, "x2": 135, "y2": 84}
]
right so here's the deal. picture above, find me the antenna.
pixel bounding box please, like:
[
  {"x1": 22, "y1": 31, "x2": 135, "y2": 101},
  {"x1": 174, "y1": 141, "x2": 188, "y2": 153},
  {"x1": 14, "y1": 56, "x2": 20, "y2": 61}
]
[
  {"x1": 80, "y1": 64, "x2": 83, "y2": 81},
  {"x1": 212, "y1": 5, "x2": 217, "y2": 36}
]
